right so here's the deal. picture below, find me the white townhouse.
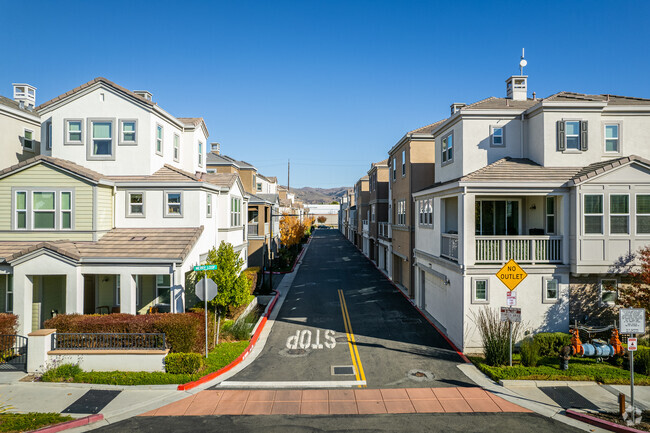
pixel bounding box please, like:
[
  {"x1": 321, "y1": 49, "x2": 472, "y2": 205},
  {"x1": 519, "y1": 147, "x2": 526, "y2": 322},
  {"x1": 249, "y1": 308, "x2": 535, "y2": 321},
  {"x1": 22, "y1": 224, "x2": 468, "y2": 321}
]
[
  {"x1": 0, "y1": 85, "x2": 41, "y2": 169},
  {"x1": 413, "y1": 70, "x2": 650, "y2": 352},
  {"x1": 0, "y1": 78, "x2": 248, "y2": 335}
]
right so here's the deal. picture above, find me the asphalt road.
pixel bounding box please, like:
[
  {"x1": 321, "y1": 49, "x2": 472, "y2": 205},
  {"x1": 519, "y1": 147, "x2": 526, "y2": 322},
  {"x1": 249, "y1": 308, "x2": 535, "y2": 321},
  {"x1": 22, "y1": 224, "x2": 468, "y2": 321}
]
[
  {"x1": 218, "y1": 229, "x2": 472, "y2": 388},
  {"x1": 96, "y1": 413, "x2": 584, "y2": 432}
]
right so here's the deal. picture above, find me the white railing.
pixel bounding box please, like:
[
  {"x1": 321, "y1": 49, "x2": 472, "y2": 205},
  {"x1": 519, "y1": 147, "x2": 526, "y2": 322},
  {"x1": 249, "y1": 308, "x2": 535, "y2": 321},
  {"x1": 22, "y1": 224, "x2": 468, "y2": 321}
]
[
  {"x1": 441, "y1": 233, "x2": 459, "y2": 261},
  {"x1": 475, "y1": 236, "x2": 562, "y2": 264},
  {"x1": 378, "y1": 222, "x2": 390, "y2": 238}
]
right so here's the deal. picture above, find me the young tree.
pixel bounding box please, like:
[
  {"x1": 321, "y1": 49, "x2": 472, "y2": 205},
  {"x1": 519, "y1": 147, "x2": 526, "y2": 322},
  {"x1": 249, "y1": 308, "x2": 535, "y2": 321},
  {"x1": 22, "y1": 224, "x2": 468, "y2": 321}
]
[
  {"x1": 619, "y1": 247, "x2": 650, "y2": 316},
  {"x1": 204, "y1": 241, "x2": 249, "y2": 314},
  {"x1": 317, "y1": 216, "x2": 327, "y2": 224},
  {"x1": 280, "y1": 212, "x2": 302, "y2": 248}
]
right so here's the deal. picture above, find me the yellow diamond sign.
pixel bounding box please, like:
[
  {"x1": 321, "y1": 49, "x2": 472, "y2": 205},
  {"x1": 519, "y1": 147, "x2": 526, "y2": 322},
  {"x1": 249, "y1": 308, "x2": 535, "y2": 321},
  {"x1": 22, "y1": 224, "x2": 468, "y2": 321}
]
[{"x1": 496, "y1": 259, "x2": 527, "y2": 291}]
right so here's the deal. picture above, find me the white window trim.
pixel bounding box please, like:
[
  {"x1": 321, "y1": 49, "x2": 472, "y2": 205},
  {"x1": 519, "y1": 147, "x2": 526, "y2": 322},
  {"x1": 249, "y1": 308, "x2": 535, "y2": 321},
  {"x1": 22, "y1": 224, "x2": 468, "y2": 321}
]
[
  {"x1": 471, "y1": 277, "x2": 489, "y2": 304},
  {"x1": 23, "y1": 128, "x2": 34, "y2": 151},
  {"x1": 155, "y1": 124, "x2": 164, "y2": 156},
  {"x1": 206, "y1": 193, "x2": 213, "y2": 218},
  {"x1": 198, "y1": 141, "x2": 204, "y2": 167},
  {"x1": 126, "y1": 191, "x2": 146, "y2": 218},
  {"x1": 441, "y1": 131, "x2": 454, "y2": 166},
  {"x1": 490, "y1": 125, "x2": 505, "y2": 147},
  {"x1": 173, "y1": 134, "x2": 180, "y2": 162},
  {"x1": 564, "y1": 120, "x2": 581, "y2": 151},
  {"x1": 115, "y1": 275, "x2": 121, "y2": 306},
  {"x1": 119, "y1": 119, "x2": 138, "y2": 146},
  {"x1": 156, "y1": 275, "x2": 171, "y2": 305},
  {"x1": 45, "y1": 122, "x2": 52, "y2": 151},
  {"x1": 5, "y1": 275, "x2": 13, "y2": 313},
  {"x1": 14, "y1": 190, "x2": 27, "y2": 230},
  {"x1": 87, "y1": 118, "x2": 116, "y2": 161},
  {"x1": 600, "y1": 278, "x2": 618, "y2": 306},
  {"x1": 164, "y1": 191, "x2": 183, "y2": 218},
  {"x1": 60, "y1": 191, "x2": 73, "y2": 230},
  {"x1": 609, "y1": 193, "x2": 630, "y2": 236},
  {"x1": 12, "y1": 188, "x2": 75, "y2": 231},
  {"x1": 603, "y1": 122, "x2": 622, "y2": 155},
  {"x1": 583, "y1": 193, "x2": 604, "y2": 235},
  {"x1": 64, "y1": 119, "x2": 84, "y2": 145},
  {"x1": 546, "y1": 196, "x2": 556, "y2": 235},
  {"x1": 542, "y1": 276, "x2": 559, "y2": 304},
  {"x1": 635, "y1": 193, "x2": 650, "y2": 235}
]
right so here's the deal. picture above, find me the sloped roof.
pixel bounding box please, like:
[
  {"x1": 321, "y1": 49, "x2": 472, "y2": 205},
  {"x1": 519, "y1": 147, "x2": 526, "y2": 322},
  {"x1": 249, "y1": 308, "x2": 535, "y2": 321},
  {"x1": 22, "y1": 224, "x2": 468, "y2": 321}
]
[
  {"x1": 463, "y1": 97, "x2": 538, "y2": 110},
  {"x1": 36, "y1": 77, "x2": 155, "y2": 111},
  {"x1": 199, "y1": 172, "x2": 239, "y2": 188},
  {"x1": 0, "y1": 155, "x2": 106, "y2": 183},
  {"x1": 266, "y1": 176, "x2": 277, "y2": 183},
  {"x1": 0, "y1": 227, "x2": 204, "y2": 264},
  {"x1": 459, "y1": 158, "x2": 582, "y2": 183},
  {"x1": 543, "y1": 91, "x2": 650, "y2": 105},
  {"x1": 206, "y1": 152, "x2": 256, "y2": 169},
  {"x1": 257, "y1": 193, "x2": 280, "y2": 203},
  {"x1": 570, "y1": 155, "x2": 650, "y2": 185},
  {"x1": 408, "y1": 119, "x2": 445, "y2": 134},
  {"x1": 0, "y1": 95, "x2": 39, "y2": 116},
  {"x1": 177, "y1": 117, "x2": 204, "y2": 126},
  {"x1": 105, "y1": 164, "x2": 201, "y2": 182}
]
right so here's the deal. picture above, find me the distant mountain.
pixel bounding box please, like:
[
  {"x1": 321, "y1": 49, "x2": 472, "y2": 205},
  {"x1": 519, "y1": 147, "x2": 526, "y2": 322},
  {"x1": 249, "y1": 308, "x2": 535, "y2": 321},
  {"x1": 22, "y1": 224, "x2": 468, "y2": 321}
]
[{"x1": 284, "y1": 186, "x2": 349, "y2": 204}]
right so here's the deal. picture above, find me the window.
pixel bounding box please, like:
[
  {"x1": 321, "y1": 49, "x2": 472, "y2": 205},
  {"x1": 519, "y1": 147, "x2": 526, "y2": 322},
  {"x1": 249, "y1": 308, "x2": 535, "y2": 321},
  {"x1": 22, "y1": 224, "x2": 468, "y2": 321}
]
[
  {"x1": 156, "y1": 124, "x2": 163, "y2": 156},
  {"x1": 543, "y1": 277, "x2": 559, "y2": 303},
  {"x1": 396, "y1": 200, "x2": 406, "y2": 225},
  {"x1": 419, "y1": 200, "x2": 424, "y2": 224},
  {"x1": 115, "y1": 275, "x2": 121, "y2": 306},
  {"x1": 173, "y1": 134, "x2": 180, "y2": 162},
  {"x1": 46, "y1": 122, "x2": 52, "y2": 150},
  {"x1": 419, "y1": 199, "x2": 433, "y2": 226},
  {"x1": 401, "y1": 150, "x2": 406, "y2": 176},
  {"x1": 248, "y1": 209, "x2": 259, "y2": 223},
  {"x1": 472, "y1": 278, "x2": 488, "y2": 303},
  {"x1": 23, "y1": 129, "x2": 34, "y2": 150},
  {"x1": 371, "y1": 204, "x2": 376, "y2": 222},
  {"x1": 33, "y1": 192, "x2": 55, "y2": 229},
  {"x1": 475, "y1": 200, "x2": 519, "y2": 235},
  {"x1": 392, "y1": 158, "x2": 396, "y2": 180},
  {"x1": 165, "y1": 192, "x2": 182, "y2": 217},
  {"x1": 637, "y1": 195, "x2": 650, "y2": 234},
  {"x1": 65, "y1": 119, "x2": 84, "y2": 145},
  {"x1": 491, "y1": 126, "x2": 504, "y2": 147},
  {"x1": 546, "y1": 197, "x2": 555, "y2": 234},
  {"x1": 427, "y1": 199, "x2": 433, "y2": 224},
  {"x1": 61, "y1": 192, "x2": 72, "y2": 229},
  {"x1": 610, "y1": 194, "x2": 629, "y2": 234},
  {"x1": 558, "y1": 120, "x2": 588, "y2": 151},
  {"x1": 15, "y1": 191, "x2": 26, "y2": 229},
  {"x1": 442, "y1": 132, "x2": 453, "y2": 164},
  {"x1": 600, "y1": 279, "x2": 617, "y2": 305},
  {"x1": 565, "y1": 121, "x2": 580, "y2": 149},
  {"x1": 604, "y1": 124, "x2": 619, "y2": 153},
  {"x1": 5, "y1": 276, "x2": 13, "y2": 313},
  {"x1": 206, "y1": 193, "x2": 212, "y2": 217},
  {"x1": 127, "y1": 192, "x2": 144, "y2": 217},
  {"x1": 207, "y1": 169, "x2": 216, "y2": 174},
  {"x1": 198, "y1": 141, "x2": 203, "y2": 166},
  {"x1": 231, "y1": 197, "x2": 242, "y2": 226},
  {"x1": 119, "y1": 120, "x2": 137, "y2": 145},
  {"x1": 156, "y1": 275, "x2": 171, "y2": 305},
  {"x1": 584, "y1": 194, "x2": 603, "y2": 234},
  {"x1": 256, "y1": 182, "x2": 262, "y2": 192},
  {"x1": 89, "y1": 119, "x2": 114, "y2": 159}
]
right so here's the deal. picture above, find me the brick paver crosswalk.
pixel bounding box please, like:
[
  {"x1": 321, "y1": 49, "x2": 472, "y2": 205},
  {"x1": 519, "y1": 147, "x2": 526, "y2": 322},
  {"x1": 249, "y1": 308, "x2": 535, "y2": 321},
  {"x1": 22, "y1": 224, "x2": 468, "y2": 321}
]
[{"x1": 140, "y1": 387, "x2": 530, "y2": 416}]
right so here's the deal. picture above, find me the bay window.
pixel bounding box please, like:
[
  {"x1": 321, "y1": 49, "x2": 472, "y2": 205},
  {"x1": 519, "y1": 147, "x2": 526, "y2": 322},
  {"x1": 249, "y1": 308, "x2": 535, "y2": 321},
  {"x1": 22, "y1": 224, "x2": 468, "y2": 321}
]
[
  {"x1": 584, "y1": 194, "x2": 603, "y2": 234},
  {"x1": 610, "y1": 194, "x2": 629, "y2": 234},
  {"x1": 231, "y1": 197, "x2": 241, "y2": 226},
  {"x1": 637, "y1": 194, "x2": 650, "y2": 234}
]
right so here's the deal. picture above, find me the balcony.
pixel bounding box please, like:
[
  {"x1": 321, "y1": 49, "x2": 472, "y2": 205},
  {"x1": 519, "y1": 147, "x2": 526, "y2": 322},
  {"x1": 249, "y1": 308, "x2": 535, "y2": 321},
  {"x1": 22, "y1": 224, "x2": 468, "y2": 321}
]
[
  {"x1": 248, "y1": 224, "x2": 259, "y2": 236},
  {"x1": 378, "y1": 222, "x2": 390, "y2": 239},
  {"x1": 362, "y1": 220, "x2": 369, "y2": 235},
  {"x1": 475, "y1": 236, "x2": 562, "y2": 264},
  {"x1": 441, "y1": 233, "x2": 459, "y2": 261}
]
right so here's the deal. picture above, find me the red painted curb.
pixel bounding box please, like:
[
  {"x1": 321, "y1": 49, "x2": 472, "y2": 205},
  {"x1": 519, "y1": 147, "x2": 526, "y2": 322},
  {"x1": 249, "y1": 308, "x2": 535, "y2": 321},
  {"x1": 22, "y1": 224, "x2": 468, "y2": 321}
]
[
  {"x1": 177, "y1": 289, "x2": 281, "y2": 391},
  {"x1": 30, "y1": 414, "x2": 103, "y2": 433},
  {"x1": 566, "y1": 409, "x2": 646, "y2": 433},
  {"x1": 263, "y1": 237, "x2": 311, "y2": 275},
  {"x1": 350, "y1": 240, "x2": 470, "y2": 364}
]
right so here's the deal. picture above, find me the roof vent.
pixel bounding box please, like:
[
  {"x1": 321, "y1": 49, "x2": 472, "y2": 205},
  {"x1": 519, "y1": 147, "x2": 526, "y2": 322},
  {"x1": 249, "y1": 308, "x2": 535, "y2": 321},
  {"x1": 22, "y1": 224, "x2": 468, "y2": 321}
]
[
  {"x1": 130, "y1": 236, "x2": 147, "y2": 241},
  {"x1": 133, "y1": 90, "x2": 153, "y2": 101},
  {"x1": 12, "y1": 83, "x2": 36, "y2": 109},
  {"x1": 450, "y1": 103, "x2": 466, "y2": 115},
  {"x1": 211, "y1": 142, "x2": 220, "y2": 155}
]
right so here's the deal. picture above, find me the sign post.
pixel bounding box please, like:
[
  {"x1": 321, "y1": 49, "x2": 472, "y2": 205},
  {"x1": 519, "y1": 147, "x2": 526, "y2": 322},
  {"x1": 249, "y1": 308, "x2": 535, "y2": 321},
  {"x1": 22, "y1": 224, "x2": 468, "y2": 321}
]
[
  {"x1": 496, "y1": 260, "x2": 527, "y2": 367},
  {"x1": 194, "y1": 265, "x2": 218, "y2": 358},
  {"x1": 619, "y1": 308, "x2": 646, "y2": 425}
]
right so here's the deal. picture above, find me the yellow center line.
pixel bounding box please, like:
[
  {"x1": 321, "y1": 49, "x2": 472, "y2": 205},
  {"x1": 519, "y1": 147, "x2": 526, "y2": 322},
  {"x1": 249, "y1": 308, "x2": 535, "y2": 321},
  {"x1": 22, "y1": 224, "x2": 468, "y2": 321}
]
[{"x1": 338, "y1": 289, "x2": 366, "y2": 387}]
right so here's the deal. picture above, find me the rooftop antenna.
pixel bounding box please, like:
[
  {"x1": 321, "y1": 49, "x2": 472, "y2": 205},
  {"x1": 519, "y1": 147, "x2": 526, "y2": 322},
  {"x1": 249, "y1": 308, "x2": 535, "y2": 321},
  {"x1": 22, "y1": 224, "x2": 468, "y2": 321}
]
[{"x1": 519, "y1": 48, "x2": 527, "y2": 75}]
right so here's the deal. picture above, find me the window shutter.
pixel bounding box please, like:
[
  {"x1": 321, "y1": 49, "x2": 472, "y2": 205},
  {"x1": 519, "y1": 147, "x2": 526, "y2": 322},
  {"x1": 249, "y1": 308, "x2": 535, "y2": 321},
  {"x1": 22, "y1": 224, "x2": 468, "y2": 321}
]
[
  {"x1": 557, "y1": 121, "x2": 566, "y2": 151},
  {"x1": 580, "y1": 121, "x2": 588, "y2": 151}
]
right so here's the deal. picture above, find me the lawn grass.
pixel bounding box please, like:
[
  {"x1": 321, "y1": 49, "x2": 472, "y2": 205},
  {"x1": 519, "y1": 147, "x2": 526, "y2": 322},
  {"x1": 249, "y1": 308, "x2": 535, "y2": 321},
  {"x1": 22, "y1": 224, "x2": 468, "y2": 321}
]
[
  {"x1": 0, "y1": 413, "x2": 74, "y2": 432},
  {"x1": 470, "y1": 354, "x2": 650, "y2": 385},
  {"x1": 41, "y1": 340, "x2": 250, "y2": 386}
]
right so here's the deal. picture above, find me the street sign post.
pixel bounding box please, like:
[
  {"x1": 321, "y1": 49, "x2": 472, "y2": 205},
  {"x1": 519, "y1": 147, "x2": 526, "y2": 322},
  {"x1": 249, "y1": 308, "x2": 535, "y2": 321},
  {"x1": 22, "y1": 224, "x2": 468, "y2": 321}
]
[
  {"x1": 500, "y1": 306, "x2": 521, "y2": 366},
  {"x1": 496, "y1": 259, "x2": 528, "y2": 291},
  {"x1": 620, "y1": 308, "x2": 646, "y2": 425},
  {"x1": 193, "y1": 265, "x2": 218, "y2": 358},
  {"x1": 496, "y1": 260, "x2": 526, "y2": 367}
]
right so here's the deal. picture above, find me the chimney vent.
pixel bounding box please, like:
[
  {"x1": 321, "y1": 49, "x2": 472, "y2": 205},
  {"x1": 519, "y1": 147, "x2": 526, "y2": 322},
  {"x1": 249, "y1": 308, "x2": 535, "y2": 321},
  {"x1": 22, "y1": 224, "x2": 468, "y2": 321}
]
[
  {"x1": 450, "y1": 103, "x2": 466, "y2": 115},
  {"x1": 506, "y1": 75, "x2": 528, "y2": 101},
  {"x1": 12, "y1": 83, "x2": 36, "y2": 108},
  {"x1": 133, "y1": 90, "x2": 153, "y2": 101},
  {"x1": 532, "y1": 92, "x2": 536, "y2": 100},
  {"x1": 211, "y1": 142, "x2": 220, "y2": 155}
]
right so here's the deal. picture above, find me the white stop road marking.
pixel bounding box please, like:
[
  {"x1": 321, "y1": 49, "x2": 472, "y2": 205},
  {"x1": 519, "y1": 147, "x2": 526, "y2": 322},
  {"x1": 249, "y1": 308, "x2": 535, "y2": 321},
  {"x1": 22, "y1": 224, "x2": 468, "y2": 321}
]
[{"x1": 286, "y1": 329, "x2": 336, "y2": 350}]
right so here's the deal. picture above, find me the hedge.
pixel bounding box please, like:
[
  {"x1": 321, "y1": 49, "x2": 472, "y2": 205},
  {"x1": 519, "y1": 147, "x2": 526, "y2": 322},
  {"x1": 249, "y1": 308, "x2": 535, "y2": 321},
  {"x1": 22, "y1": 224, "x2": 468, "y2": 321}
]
[
  {"x1": 165, "y1": 352, "x2": 204, "y2": 374},
  {"x1": 0, "y1": 314, "x2": 17, "y2": 336},
  {"x1": 533, "y1": 332, "x2": 572, "y2": 357},
  {"x1": 243, "y1": 267, "x2": 260, "y2": 294},
  {"x1": 43, "y1": 312, "x2": 214, "y2": 353}
]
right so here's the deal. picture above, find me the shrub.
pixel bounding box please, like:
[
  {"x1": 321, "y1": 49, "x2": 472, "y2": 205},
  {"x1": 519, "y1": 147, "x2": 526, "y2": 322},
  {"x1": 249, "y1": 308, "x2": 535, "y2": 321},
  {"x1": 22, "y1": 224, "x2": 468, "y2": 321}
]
[
  {"x1": 475, "y1": 307, "x2": 520, "y2": 366},
  {"x1": 41, "y1": 363, "x2": 82, "y2": 382},
  {"x1": 0, "y1": 314, "x2": 18, "y2": 335},
  {"x1": 0, "y1": 413, "x2": 74, "y2": 432},
  {"x1": 165, "y1": 352, "x2": 204, "y2": 374},
  {"x1": 242, "y1": 267, "x2": 260, "y2": 294},
  {"x1": 633, "y1": 348, "x2": 650, "y2": 376},
  {"x1": 43, "y1": 312, "x2": 210, "y2": 353},
  {"x1": 519, "y1": 337, "x2": 540, "y2": 367},
  {"x1": 533, "y1": 332, "x2": 572, "y2": 357}
]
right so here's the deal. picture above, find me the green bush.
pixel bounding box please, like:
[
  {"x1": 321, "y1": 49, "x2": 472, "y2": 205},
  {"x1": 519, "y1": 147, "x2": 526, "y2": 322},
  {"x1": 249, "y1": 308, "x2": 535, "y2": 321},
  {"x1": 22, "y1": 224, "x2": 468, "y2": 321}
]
[
  {"x1": 165, "y1": 352, "x2": 204, "y2": 374},
  {"x1": 41, "y1": 363, "x2": 82, "y2": 382},
  {"x1": 634, "y1": 348, "x2": 650, "y2": 376},
  {"x1": 475, "y1": 308, "x2": 520, "y2": 366},
  {"x1": 519, "y1": 337, "x2": 540, "y2": 367},
  {"x1": 242, "y1": 267, "x2": 260, "y2": 294},
  {"x1": 0, "y1": 413, "x2": 74, "y2": 432},
  {"x1": 533, "y1": 332, "x2": 571, "y2": 357}
]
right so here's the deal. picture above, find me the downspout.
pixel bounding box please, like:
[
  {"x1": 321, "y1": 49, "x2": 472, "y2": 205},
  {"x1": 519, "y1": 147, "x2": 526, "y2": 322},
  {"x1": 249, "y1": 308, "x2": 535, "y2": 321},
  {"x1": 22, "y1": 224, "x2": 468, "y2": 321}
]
[
  {"x1": 112, "y1": 185, "x2": 116, "y2": 229},
  {"x1": 520, "y1": 113, "x2": 525, "y2": 159}
]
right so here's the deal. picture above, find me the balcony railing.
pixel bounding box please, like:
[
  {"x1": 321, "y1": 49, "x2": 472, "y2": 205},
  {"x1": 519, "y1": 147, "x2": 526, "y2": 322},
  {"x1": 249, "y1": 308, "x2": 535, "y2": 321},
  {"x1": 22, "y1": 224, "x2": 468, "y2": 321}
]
[
  {"x1": 248, "y1": 223, "x2": 259, "y2": 236},
  {"x1": 378, "y1": 222, "x2": 390, "y2": 238},
  {"x1": 475, "y1": 236, "x2": 562, "y2": 264},
  {"x1": 441, "y1": 233, "x2": 459, "y2": 261}
]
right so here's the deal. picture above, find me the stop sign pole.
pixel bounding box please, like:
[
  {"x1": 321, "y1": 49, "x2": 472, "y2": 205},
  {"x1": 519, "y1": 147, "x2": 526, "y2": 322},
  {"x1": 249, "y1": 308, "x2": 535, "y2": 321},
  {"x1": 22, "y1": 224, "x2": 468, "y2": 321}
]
[{"x1": 194, "y1": 264, "x2": 218, "y2": 358}]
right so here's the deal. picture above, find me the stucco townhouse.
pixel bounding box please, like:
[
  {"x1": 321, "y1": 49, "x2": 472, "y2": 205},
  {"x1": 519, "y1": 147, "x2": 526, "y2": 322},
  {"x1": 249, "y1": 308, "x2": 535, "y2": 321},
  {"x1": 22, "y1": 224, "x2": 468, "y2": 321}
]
[
  {"x1": 0, "y1": 78, "x2": 248, "y2": 336},
  {"x1": 0, "y1": 84, "x2": 41, "y2": 169},
  {"x1": 413, "y1": 70, "x2": 650, "y2": 352},
  {"x1": 354, "y1": 176, "x2": 369, "y2": 252},
  {"x1": 366, "y1": 160, "x2": 389, "y2": 267},
  {"x1": 345, "y1": 189, "x2": 356, "y2": 243}
]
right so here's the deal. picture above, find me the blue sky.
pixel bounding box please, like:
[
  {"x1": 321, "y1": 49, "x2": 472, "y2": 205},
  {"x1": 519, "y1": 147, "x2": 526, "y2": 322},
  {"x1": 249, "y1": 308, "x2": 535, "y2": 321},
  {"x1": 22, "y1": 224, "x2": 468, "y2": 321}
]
[{"x1": 2, "y1": 0, "x2": 649, "y2": 188}]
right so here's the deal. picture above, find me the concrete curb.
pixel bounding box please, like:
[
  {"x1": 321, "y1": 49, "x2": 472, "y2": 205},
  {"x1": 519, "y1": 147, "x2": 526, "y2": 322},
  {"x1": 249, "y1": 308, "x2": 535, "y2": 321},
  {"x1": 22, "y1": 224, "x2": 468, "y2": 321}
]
[
  {"x1": 30, "y1": 414, "x2": 103, "y2": 433},
  {"x1": 566, "y1": 409, "x2": 646, "y2": 433},
  {"x1": 500, "y1": 380, "x2": 598, "y2": 387}
]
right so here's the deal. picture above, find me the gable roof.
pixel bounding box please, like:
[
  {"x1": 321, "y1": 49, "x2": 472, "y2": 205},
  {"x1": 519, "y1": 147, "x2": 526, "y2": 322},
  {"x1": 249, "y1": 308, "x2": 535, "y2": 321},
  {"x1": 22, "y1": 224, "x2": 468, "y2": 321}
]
[
  {"x1": 199, "y1": 172, "x2": 240, "y2": 188},
  {"x1": 569, "y1": 155, "x2": 650, "y2": 185},
  {"x1": 459, "y1": 158, "x2": 582, "y2": 184},
  {"x1": 0, "y1": 155, "x2": 107, "y2": 183},
  {"x1": 543, "y1": 91, "x2": 650, "y2": 105},
  {"x1": 206, "y1": 152, "x2": 256, "y2": 169},
  {"x1": 408, "y1": 119, "x2": 446, "y2": 135},
  {"x1": 462, "y1": 96, "x2": 538, "y2": 110},
  {"x1": 105, "y1": 164, "x2": 201, "y2": 183}
]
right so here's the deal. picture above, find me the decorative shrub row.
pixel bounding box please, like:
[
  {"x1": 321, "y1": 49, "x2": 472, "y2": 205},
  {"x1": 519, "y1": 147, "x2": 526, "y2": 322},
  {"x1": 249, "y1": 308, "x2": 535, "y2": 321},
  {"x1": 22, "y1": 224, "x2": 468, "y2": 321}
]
[
  {"x1": 0, "y1": 314, "x2": 18, "y2": 336},
  {"x1": 632, "y1": 348, "x2": 650, "y2": 376},
  {"x1": 242, "y1": 267, "x2": 260, "y2": 294},
  {"x1": 165, "y1": 352, "x2": 204, "y2": 374},
  {"x1": 43, "y1": 312, "x2": 214, "y2": 353},
  {"x1": 533, "y1": 332, "x2": 572, "y2": 357}
]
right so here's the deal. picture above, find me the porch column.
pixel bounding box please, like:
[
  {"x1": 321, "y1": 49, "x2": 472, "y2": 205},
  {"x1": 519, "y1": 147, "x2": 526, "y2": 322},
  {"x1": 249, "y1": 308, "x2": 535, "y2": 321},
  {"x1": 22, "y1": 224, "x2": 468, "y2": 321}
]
[
  {"x1": 561, "y1": 192, "x2": 571, "y2": 265},
  {"x1": 432, "y1": 197, "x2": 442, "y2": 257},
  {"x1": 13, "y1": 271, "x2": 33, "y2": 336},
  {"x1": 460, "y1": 193, "x2": 475, "y2": 268},
  {"x1": 65, "y1": 267, "x2": 84, "y2": 314},
  {"x1": 120, "y1": 273, "x2": 137, "y2": 315}
]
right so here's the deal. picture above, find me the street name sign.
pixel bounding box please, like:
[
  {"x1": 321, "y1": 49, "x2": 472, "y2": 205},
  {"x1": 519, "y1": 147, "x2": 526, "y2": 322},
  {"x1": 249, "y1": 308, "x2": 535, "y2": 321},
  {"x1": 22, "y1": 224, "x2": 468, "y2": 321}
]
[
  {"x1": 506, "y1": 291, "x2": 517, "y2": 306},
  {"x1": 500, "y1": 307, "x2": 521, "y2": 323},
  {"x1": 620, "y1": 308, "x2": 646, "y2": 334},
  {"x1": 496, "y1": 259, "x2": 527, "y2": 291},
  {"x1": 628, "y1": 338, "x2": 638, "y2": 351},
  {"x1": 196, "y1": 277, "x2": 218, "y2": 302},
  {"x1": 194, "y1": 264, "x2": 218, "y2": 272}
]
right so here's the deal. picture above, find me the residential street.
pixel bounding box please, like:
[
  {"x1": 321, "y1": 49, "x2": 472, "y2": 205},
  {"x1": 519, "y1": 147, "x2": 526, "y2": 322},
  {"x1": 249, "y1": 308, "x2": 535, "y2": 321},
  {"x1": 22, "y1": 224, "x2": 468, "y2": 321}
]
[{"x1": 218, "y1": 229, "x2": 471, "y2": 388}]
